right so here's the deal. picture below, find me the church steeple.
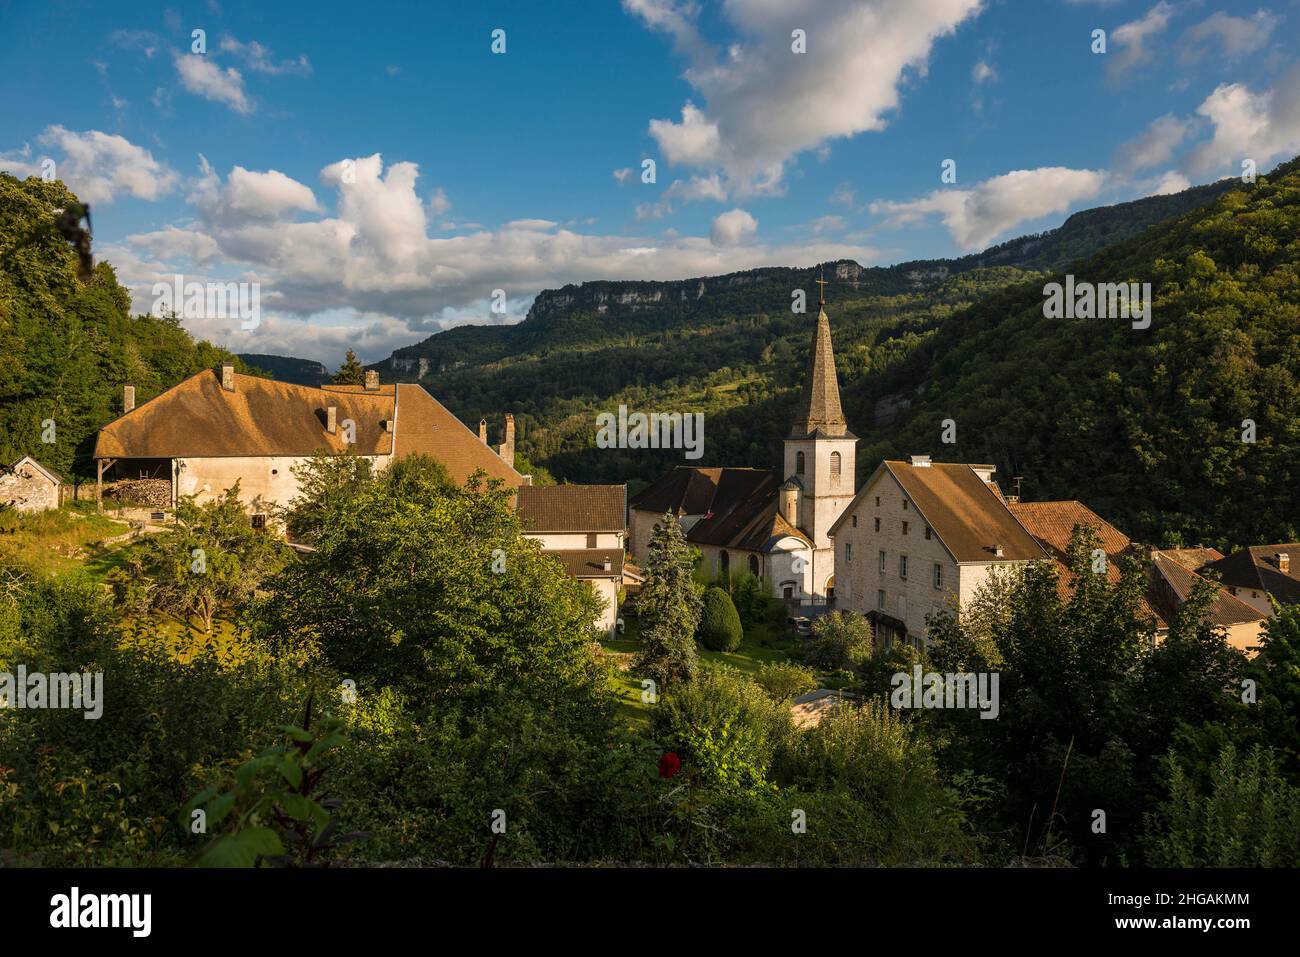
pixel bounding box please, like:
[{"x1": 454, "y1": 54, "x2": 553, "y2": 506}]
[{"x1": 789, "y1": 267, "x2": 851, "y2": 439}]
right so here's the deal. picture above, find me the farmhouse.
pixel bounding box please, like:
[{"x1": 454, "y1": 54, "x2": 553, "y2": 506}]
[
  {"x1": 93, "y1": 363, "x2": 523, "y2": 523},
  {"x1": 628, "y1": 290, "x2": 855, "y2": 607}
]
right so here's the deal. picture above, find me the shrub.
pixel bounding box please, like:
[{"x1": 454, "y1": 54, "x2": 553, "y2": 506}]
[
  {"x1": 755, "y1": 661, "x2": 818, "y2": 702},
  {"x1": 651, "y1": 667, "x2": 792, "y2": 794},
  {"x1": 697, "y1": 586, "x2": 742, "y2": 652},
  {"x1": 804, "y1": 611, "x2": 873, "y2": 672}
]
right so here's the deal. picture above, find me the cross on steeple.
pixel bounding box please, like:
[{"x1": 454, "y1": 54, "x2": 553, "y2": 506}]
[{"x1": 815, "y1": 265, "x2": 828, "y2": 306}]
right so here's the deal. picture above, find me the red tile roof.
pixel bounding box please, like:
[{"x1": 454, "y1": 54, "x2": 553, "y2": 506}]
[{"x1": 518, "y1": 484, "x2": 626, "y2": 532}]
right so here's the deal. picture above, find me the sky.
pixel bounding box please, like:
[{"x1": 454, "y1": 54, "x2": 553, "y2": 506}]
[{"x1": 1, "y1": 0, "x2": 1297, "y2": 366}]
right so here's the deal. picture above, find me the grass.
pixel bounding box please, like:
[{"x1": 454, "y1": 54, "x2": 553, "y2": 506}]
[
  {"x1": 600, "y1": 614, "x2": 802, "y2": 726},
  {"x1": 0, "y1": 502, "x2": 131, "y2": 577}
]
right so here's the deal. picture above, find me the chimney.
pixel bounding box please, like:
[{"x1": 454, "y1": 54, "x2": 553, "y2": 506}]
[
  {"x1": 909, "y1": 454, "x2": 931, "y2": 468},
  {"x1": 123, "y1": 384, "x2": 135, "y2": 414},
  {"x1": 365, "y1": 370, "x2": 380, "y2": 391},
  {"x1": 603, "y1": 557, "x2": 612, "y2": 573},
  {"x1": 479, "y1": 418, "x2": 488, "y2": 444},
  {"x1": 382, "y1": 419, "x2": 394, "y2": 433},
  {"x1": 326, "y1": 406, "x2": 337, "y2": 435},
  {"x1": 992, "y1": 544, "x2": 1005, "y2": 558},
  {"x1": 1279, "y1": 552, "x2": 1291, "y2": 574},
  {"x1": 221, "y1": 363, "x2": 235, "y2": 391},
  {"x1": 497, "y1": 413, "x2": 515, "y2": 468},
  {"x1": 779, "y1": 480, "x2": 799, "y2": 529}
]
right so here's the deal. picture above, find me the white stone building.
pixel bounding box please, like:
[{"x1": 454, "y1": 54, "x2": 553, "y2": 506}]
[{"x1": 0, "y1": 456, "x2": 62, "y2": 512}]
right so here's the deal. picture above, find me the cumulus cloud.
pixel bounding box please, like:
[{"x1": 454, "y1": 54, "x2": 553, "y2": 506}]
[
  {"x1": 108, "y1": 153, "x2": 877, "y2": 361},
  {"x1": 971, "y1": 59, "x2": 996, "y2": 84},
  {"x1": 0, "y1": 127, "x2": 178, "y2": 204},
  {"x1": 188, "y1": 156, "x2": 320, "y2": 224},
  {"x1": 1112, "y1": 114, "x2": 1189, "y2": 174},
  {"x1": 1181, "y1": 10, "x2": 1279, "y2": 62},
  {"x1": 710, "y1": 208, "x2": 758, "y2": 246},
  {"x1": 1183, "y1": 64, "x2": 1300, "y2": 177},
  {"x1": 1108, "y1": 1, "x2": 1175, "y2": 83},
  {"x1": 870, "y1": 166, "x2": 1106, "y2": 250},
  {"x1": 627, "y1": 0, "x2": 983, "y2": 199},
  {"x1": 174, "y1": 52, "x2": 252, "y2": 113}
]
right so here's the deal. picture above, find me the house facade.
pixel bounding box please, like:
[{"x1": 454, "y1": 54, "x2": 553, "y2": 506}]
[
  {"x1": 829, "y1": 457, "x2": 1047, "y2": 647},
  {"x1": 627, "y1": 293, "x2": 855, "y2": 606},
  {"x1": 518, "y1": 483, "x2": 627, "y2": 636},
  {"x1": 93, "y1": 364, "x2": 523, "y2": 523},
  {"x1": 0, "y1": 456, "x2": 62, "y2": 512}
]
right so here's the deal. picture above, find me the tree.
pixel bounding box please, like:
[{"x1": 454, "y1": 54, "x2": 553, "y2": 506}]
[
  {"x1": 331, "y1": 349, "x2": 366, "y2": 385},
  {"x1": 284, "y1": 450, "x2": 375, "y2": 544},
  {"x1": 698, "y1": 586, "x2": 742, "y2": 651},
  {"x1": 110, "y1": 485, "x2": 285, "y2": 634},
  {"x1": 805, "y1": 611, "x2": 874, "y2": 672},
  {"x1": 631, "y1": 513, "x2": 701, "y2": 689}
]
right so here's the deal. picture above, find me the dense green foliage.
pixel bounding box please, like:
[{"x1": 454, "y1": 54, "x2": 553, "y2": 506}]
[
  {"x1": 697, "y1": 586, "x2": 743, "y2": 651},
  {"x1": 632, "y1": 514, "x2": 702, "y2": 688}
]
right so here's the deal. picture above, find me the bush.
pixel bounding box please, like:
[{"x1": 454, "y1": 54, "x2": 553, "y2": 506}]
[
  {"x1": 651, "y1": 667, "x2": 792, "y2": 794},
  {"x1": 697, "y1": 587, "x2": 743, "y2": 652},
  {"x1": 755, "y1": 661, "x2": 818, "y2": 702},
  {"x1": 804, "y1": 611, "x2": 873, "y2": 672}
]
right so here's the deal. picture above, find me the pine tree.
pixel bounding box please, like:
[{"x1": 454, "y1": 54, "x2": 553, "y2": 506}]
[
  {"x1": 633, "y1": 512, "x2": 702, "y2": 689},
  {"x1": 332, "y1": 349, "x2": 366, "y2": 385}
]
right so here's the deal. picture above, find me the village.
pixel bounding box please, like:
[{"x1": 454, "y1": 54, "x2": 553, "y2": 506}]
[{"x1": 4, "y1": 288, "x2": 1293, "y2": 672}]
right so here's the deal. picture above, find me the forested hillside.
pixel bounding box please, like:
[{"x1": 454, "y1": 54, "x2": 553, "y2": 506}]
[
  {"x1": 0, "y1": 174, "x2": 257, "y2": 479},
  {"x1": 880, "y1": 159, "x2": 1300, "y2": 548}
]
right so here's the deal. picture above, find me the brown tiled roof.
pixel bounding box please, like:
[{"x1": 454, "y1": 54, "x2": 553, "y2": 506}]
[
  {"x1": 630, "y1": 466, "x2": 725, "y2": 515},
  {"x1": 1008, "y1": 501, "x2": 1133, "y2": 557},
  {"x1": 882, "y1": 461, "x2": 1046, "y2": 563},
  {"x1": 518, "y1": 484, "x2": 626, "y2": 532},
  {"x1": 542, "y1": 548, "x2": 624, "y2": 579},
  {"x1": 1207, "y1": 544, "x2": 1300, "y2": 605},
  {"x1": 1149, "y1": 553, "x2": 1266, "y2": 628},
  {"x1": 391, "y1": 384, "x2": 522, "y2": 486},
  {"x1": 789, "y1": 305, "x2": 852, "y2": 439},
  {"x1": 94, "y1": 369, "x2": 395, "y2": 459},
  {"x1": 1159, "y1": 547, "x2": 1224, "y2": 571}
]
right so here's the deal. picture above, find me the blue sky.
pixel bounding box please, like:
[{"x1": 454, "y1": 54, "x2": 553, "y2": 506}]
[{"x1": 1, "y1": 0, "x2": 1297, "y2": 364}]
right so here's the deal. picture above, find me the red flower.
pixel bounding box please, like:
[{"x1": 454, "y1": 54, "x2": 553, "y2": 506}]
[{"x1": 658, "y1": 751, "x2": 681, "y2": 779}]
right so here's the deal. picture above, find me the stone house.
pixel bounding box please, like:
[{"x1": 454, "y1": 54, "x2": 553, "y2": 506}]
[{"x1": 0, "y1": 456, "x2": 62, "y2": 512}]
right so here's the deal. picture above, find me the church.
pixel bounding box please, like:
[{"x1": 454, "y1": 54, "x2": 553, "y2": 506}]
[{"x1": 627, "y1": 288, "x2": 856, "y2": 607}]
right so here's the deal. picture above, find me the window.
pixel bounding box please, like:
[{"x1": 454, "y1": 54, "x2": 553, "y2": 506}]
[
  {"x1": 719, "y1": 550, "x2": 730, "y2": 574},
  {"x1": 899, "y1": 595, "x2": 907, "y2": 619},
  {"x1": 830, "y1": 452, "x2": 841, "y2": 481},
  {"x1": 783, "y1": 585, "x2": 794, "y2": 600},
  {"x1": 749, "y1": 554, "x2": 760, "y2": 576},
  {"x1": 875, "y1": 496, "x2": 880, "y2": 507},
  {"x1": 796, "y1": 451, "x2": 806, "y2": 475},
  {"x1": 846, "y1": 544, "x2": 853, "y2": 563},
  {"x1": 879, "y1": 550, "x2": 886, "y2": 573},
  {"x1": 903, "y1": 499, "x2": 909, "y2": 510},
  {"x1": 586, "y1": 532, "x2": 597, "y2": 548},
  {"x1": 925, "y1": 525, "x2": 932, "y2": 540},
  {"x1": 933, "y1": 563, "x2": 943, "y2": 589},
  {"x1": 874, "y1": 517, "x2": 881, "y2": 532},
  {"x1": 251, "y1": 514, "x2": 267, "y2": 530},
  {"x1": 902, "y1": 521, "x2": 909, "y2": 535},
  {"x1": 877, "y1": 589, "x2": 886, "y2": 611},
  {"x1": 900, "y1": 555, "x2": 908, "y2": 579},
  {"x1": 852, "y1": 514, "x2": 858, "y2": 528}
]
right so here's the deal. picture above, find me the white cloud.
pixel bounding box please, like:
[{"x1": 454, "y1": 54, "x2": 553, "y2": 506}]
[
  {"x1": 218, "y1": 36, "x2": 312, "y2": 75},
  {"x1": 710, "y1": 208, "x2": 758, "y2": 246},
  {"x1": 428, "y1": 187, "x2": 451, "y2": 217},
  {"x1": 1113, "y1": 113, "x2": 1189, "y2": 174},
  {"x1": 870, "y1": 166, "x2": 1106, "y2": 250},
  {"x1": 1108, "y1": 2, "x2": 1175, "y2": 82},
  {"x1": 612, "y1": 167, "x2": 635, "y2": 184},
  {"x1": 188, "y1": 157, "x2": 320, "y2": 223},
  {"x1": 1181, "y1": 10, "x2": 1279, "y2": 62},
  {"x1": 108, "y1": 153, "x2": 877, "y2": 361},
  {"x1": 174, "y1": 52, "x2": 252, "y2": 113},
  {"x1": 829, "y1": 182, "x2": 856, "y2": 207},
  {"x1": 0, "y1": 127, "x2": 179, "y2": 204},
  {"x1": 1146, "y1": 170, "x2": 1191, "y2": 195},
  {"x1": 972, "y1": 59, "x2": 996, "y2": 84},
  {"x1": 808, "y1": 215, "x2": 846, "y2": 235},
  {"x1": 1183, "y1": 65, "x2": 1300, "y2": 177},
  {"x1": 628, "y1": 0, "x2": 984, "y2": 198}
]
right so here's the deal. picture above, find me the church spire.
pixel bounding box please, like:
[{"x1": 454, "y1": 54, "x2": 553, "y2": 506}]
[{"x1": 789, "y1": 266, "x2": 850, "y2": 439}]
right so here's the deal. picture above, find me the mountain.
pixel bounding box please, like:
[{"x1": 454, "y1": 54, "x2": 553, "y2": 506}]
[
  {"x1": 238, "y1": 354, "x2": 329, "y2": 387},
  {"x1": 383, "y1": 177, "x2": 1238, "y2": 376}
]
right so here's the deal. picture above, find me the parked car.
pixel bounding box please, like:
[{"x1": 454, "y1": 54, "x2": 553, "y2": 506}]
[{"x1": 788, "y1": 615, "x2": 813, "y2": 637}]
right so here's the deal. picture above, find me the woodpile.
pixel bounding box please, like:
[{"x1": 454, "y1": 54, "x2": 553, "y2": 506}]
[{"x1": 107, "y1": 478, "x2": 171, "y2": 507}]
